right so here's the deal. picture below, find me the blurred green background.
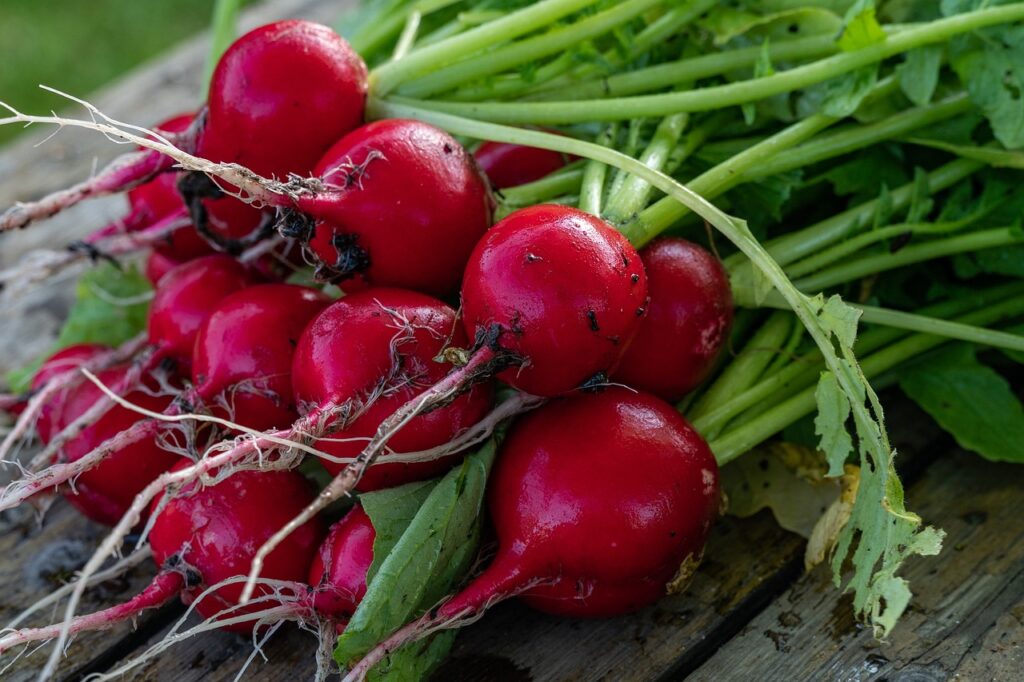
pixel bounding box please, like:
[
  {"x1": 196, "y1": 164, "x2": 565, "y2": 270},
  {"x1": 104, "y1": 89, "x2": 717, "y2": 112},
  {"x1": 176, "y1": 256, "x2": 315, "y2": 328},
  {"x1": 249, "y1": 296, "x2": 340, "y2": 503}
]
[{"x1": 0, "y1": 0, "x2": 236, "y2": 146}]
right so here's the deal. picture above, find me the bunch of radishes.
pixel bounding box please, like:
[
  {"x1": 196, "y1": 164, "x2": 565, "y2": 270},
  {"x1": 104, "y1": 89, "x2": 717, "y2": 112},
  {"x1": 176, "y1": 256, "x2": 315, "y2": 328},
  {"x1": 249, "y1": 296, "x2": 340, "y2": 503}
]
[{"x1": 0, "y1": 19, "x2": 734, "y2": 680}]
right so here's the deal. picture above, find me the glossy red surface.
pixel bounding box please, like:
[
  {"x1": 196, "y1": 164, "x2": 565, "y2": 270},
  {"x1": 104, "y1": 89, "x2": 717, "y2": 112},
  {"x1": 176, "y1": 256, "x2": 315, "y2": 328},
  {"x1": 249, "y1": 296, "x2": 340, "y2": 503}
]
[
  {"x1": 439, "y1": 388, "x2": 720, "y2": 619},
  {"x1": 291, "y1": 289, "x2": 493, "y2": 490},
  {"x1": 460, "y1": 205, "x2": 648, "y2": 396},
  {"x1": 149, "y1": 464, "x2": 325, "y2": 632},
  {"x1": 191, "y1": 284, "x2": 330, "y2": 431},
  {"x1": 612, "y1": 238, "x2": 734, "y2": 401},
  {"x1": 57, "y1": 365, "x2": 182, "y2": 526},
  {"x1": 304, "y1": 119, "x2": 492, "y2": 296},
  {"x1": 144, "y1": 250, "x2": 181, "y2": 286},
  {"x1": 199, "y1": 20, "x2": 367, "y2": 182},
  {"x1": 308, "y1": 505, "x2": 375, "y2": 619},
  {"x1": 146, "y1": 255, "x2": 254, "y2": 367},
  {"x1": 31, "y1": 343, "x2": 108, "y2": 444},
  {"x1": 474, "y1": 141, "x2": 569, "y2": 189}
]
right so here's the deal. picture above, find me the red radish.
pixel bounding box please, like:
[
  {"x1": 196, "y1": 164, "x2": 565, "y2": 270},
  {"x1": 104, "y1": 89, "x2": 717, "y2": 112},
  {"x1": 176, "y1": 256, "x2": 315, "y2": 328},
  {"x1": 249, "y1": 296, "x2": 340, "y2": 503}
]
[
  {"x1": 233, "y1": 206, "x2": 647, "y2": 591},
  {"x1": 144, "y1": 250, "x2": 182, "y2": 286},
  {"x1": 195, "y1": 20, "x2": 369, "y2": 247},
  {"x1": 146, "y1": 255, "x2": 255, "y2": 369},
  {"x1": 461, "y1": 204, "x2": 648, "y2": 397},
  {"x1": 30, "y1": 344, "x2": 108, "y2": 444},
  {"x1": 308, "y1": 505, "x2": 375, "y2": 621},
  {"x1": 0, "y1": 467, "x2": 325, "y2": 656},
  {"x1": 474, "y1": 140, "x2": 570, "y2": 189},
  {"x1": 302, "y1": 119, "x2": 492, "y2": 296},
  {"x1": 148, "y1": 464, "x2": 325, "y2": 628},
  {"x1": 200, "y1": 20, "x2": 367, "y2": 187},
  {"x1": 54, "y1": 363, "x2": 182, "y2": 526},
  {"x1": 346, "y1": 389, "x2": 720, "y2": 677},
  {"x1": 0, "y1": 339, "x2": 149, "y2": 474},
  {"x1": 612, "y1": 238, "x2": 734, "y2": 401},
  {"x1": 291, "y1": 288, "x2": 494, "y2": 491},
  {"x1": 0, "y1": 256, "x2": 253, "y2": 513},
  {"x1": 190, "y1": 283, "x2": 330, "y2": 431}
]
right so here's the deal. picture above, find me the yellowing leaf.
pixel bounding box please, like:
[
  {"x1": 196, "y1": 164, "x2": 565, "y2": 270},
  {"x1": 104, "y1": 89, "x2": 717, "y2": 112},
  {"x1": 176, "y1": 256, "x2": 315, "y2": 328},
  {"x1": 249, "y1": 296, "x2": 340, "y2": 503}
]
[{"x1": 839, "y1": 0, "x2": 887, "y2": 51}]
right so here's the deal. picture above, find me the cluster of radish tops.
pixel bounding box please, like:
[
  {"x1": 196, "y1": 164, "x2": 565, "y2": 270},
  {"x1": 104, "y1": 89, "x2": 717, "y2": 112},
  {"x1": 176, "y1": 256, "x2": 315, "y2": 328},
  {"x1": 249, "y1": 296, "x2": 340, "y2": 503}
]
[{"x1": 2, "y1": 0, "x2": 1024, "y2": 679}]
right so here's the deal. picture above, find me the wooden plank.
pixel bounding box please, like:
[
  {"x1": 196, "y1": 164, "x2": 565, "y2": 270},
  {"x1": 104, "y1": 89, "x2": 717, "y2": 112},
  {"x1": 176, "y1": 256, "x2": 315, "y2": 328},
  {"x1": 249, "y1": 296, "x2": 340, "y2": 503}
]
[
  {"x1": 0, "y1": 503, "x2": 174, "y2": 682},
  {"x1": 108, "y1": 400, "x2": 947, "y2": 681},
  {"x1": 689, "y1": 449, "x2": 1024, "y2": 682}
]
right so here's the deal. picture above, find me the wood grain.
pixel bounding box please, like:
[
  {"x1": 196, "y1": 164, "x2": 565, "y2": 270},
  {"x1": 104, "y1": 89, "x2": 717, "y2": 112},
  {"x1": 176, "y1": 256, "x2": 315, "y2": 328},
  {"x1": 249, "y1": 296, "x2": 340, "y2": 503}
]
[{"x1": 690, "y1": 449, "x2": 1024, "y2": 682}]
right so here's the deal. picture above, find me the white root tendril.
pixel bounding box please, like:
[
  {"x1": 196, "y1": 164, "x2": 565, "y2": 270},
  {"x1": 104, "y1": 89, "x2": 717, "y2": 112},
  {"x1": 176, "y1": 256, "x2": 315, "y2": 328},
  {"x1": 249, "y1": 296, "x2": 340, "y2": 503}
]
[
  {"x1": 0, "y1": 334, "x2": 146, "y2": 477},
  {"x1": 0, "y1": 90, "x2": 315, "y2": 232},
  {"x1": 0, "y1": 211, "x2": 191, "y2": 308},
  {"x1": 4, "y1": 545, "x2": 151, "y2": 631},
  {"x1": 84, "y1": 577, "x2": 307, "y2": 682}
]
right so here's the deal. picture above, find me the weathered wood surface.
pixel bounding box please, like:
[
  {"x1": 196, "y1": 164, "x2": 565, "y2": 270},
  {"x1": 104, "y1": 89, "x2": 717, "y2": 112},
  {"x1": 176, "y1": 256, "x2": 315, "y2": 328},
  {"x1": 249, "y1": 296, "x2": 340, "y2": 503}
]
[
  {"x1": 691, "y1": 447, "x2": 1024, "y2": 682},
  {"x1": 0, "y1": 504, "x2": 173, "y2": 682}
]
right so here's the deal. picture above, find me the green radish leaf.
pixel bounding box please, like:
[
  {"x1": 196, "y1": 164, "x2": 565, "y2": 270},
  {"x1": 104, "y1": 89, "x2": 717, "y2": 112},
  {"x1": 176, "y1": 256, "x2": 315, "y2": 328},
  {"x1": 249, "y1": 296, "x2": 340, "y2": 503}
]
[
  {"x1": 947, "y1": 23, "x2": 1024, "y2": 149},
  {"x1": 704, "y1": 6, "x2": 842, "y2": 46},
  {"x1": 5, "y1": 262, "x2": 151, "y2": 394},
  {"x1": 335, "y1": 441, "x2": 497, "y2": 677},
  {"x1": 897, "y1": 46, "x2": 943, "y2": 106},
  {"x1": 821, "y1": 64, "x2": 879, "y2": 118},
  {"x1": 814, "y1": 370, "x2": 854, "y2": 477},
  {"x1": 818, "y1": 295, "x2": 862, "y2": 349},
  {"x1": 817, "y1": 147, "x2": 908, "y2": 206},
  {"x1": 899, "y1": 344, "x2": 1024, "y2": 462},
  {"x1": 360, "y1": 479, "x2": 439, "y2": 583},
  {"x1": 838, "y1": 0, "x2": 886, "y2": 51}
]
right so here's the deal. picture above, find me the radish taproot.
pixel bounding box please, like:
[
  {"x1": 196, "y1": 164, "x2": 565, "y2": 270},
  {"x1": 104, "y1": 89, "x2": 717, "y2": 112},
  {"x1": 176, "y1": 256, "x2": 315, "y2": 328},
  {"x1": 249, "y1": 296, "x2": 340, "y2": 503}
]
[
  {"x1": 345, "y1": 388, "x2": 720, "y2": 678},
  {"x1": 612, "y1": 238, "x2": 733, "y2": 401},
  {"x1": 0, "y1": 467, "x2": 325, "y2": 658},
  {"x1": 474, "y1": 140, "x2": 570, "y2": 189},
  {"x1": 301, "y1": 119, "x2": 492, "y2": 296}
]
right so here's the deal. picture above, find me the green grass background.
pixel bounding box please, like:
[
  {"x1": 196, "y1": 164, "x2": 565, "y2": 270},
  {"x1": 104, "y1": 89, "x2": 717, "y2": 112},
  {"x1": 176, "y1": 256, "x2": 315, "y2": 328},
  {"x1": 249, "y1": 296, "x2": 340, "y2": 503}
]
[{"x1": 0, "y1": 0, "x2": 231, "y2": 146}]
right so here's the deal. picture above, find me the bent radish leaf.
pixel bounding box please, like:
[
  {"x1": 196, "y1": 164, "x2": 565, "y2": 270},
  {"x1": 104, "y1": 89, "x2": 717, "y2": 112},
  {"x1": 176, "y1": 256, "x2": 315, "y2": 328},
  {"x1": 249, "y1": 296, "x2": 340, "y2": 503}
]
[
  {"x1": 336, "y1": 441, "x2": 496, "y2": 678},
  {"x1": 361, "y1": 479, "x2": 438, "y2": 583}
]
